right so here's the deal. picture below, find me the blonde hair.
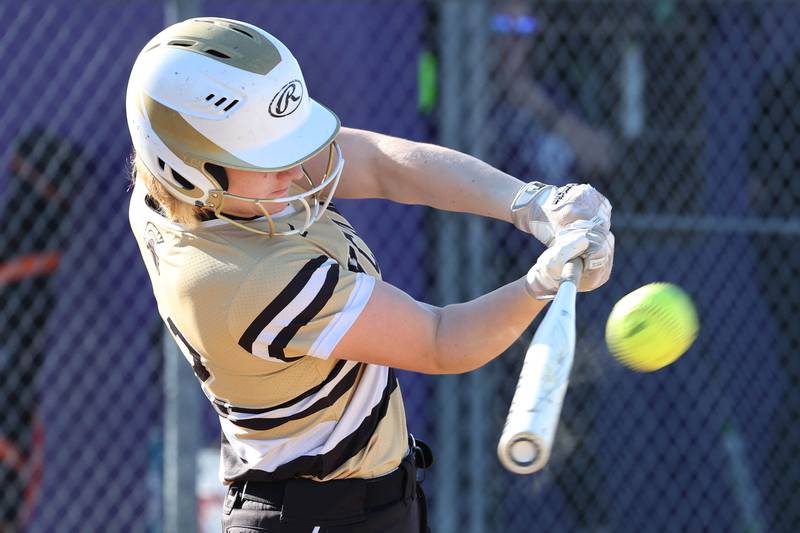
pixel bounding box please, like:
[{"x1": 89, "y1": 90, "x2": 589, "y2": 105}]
[{"x1": 130, "y1": 154, "x2": 208, "y2": 227}]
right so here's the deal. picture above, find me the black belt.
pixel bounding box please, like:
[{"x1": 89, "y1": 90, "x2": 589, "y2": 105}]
[
  {"x1": 235, "y1": 452, "x2": 414, "y2": 511},
  {"x1": 226, "y1": 436, "x2": 434, "y2": 527}
]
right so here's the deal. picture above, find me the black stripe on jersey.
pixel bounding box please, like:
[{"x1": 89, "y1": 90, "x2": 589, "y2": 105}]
[
  {"x1": 330, "y1": 219, "x2": 380, "y2": 274},
  {"x1": 229, "y1": 363, "x2": 363, "y2": 430},
  {"x1": 167, "y1": 318, "x2": 211, "y2": 382},
  {"x1": 238, "y1": 254, "x2": 328, "y2": 357},
  {"x1": 223, "y1": 369, "x2": 399, "y2": 483},
  {"x1": 230, "y1": 359, "x2": 349, "y2": 415},
  {"x1": 329, "y1": 218, "x2": 353, "y2": 231},
  {"x1": 213, "y1": 360, "x2": 351, "y2": 418},
  {"x1": 268, "y1": 262, "x2": 339, "y2": 361}
]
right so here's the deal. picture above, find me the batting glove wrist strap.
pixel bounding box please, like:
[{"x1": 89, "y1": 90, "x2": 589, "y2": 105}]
[
  {"x1": 510, "y1": 181, "x2": 556, "y2": 245},
  {"x1": 524, "y1": 274, "x2": 554, "y2": 301}
]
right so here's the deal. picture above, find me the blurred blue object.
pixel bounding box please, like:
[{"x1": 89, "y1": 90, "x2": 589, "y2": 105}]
[{"x1": 491, "y1": 13, "x2": 538, "y2": 35}]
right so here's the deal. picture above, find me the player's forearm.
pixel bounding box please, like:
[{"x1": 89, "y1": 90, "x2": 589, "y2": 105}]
[
  {"x1": 430, "y1": 278, "x2": 547, "y2": 374},
  {"x1": 370, "y1": 133, "x2": 523, "y2": 222}
]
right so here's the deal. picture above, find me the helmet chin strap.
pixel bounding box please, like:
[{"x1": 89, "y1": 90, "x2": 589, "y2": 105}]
[{"x1": 205, "y1": 142, "x2": 344, "y2": 237}]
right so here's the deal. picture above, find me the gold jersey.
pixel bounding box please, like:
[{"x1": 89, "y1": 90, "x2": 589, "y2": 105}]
[{"x1": 128, "y1": 182, "x2": 408, "y2": 483}]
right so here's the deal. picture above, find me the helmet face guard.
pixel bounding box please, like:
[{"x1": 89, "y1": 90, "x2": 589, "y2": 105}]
[
  {"x1": 126, "y1": 17, "x2": 343, "y2": 236},
  {"x1": 206, "y1": 142, "x2": 344, "y2": 237}
]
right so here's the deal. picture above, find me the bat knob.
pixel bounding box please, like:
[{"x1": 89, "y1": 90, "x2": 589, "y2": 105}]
[
  {"x1": 509, "y1": 437, "x2": 540, "y2": 466},
  {"x1": 497, "y1": 432, "x2": 549, "y2": 474}
]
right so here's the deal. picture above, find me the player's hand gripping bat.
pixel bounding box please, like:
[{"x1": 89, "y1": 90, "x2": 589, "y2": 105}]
[{"x1": 497, "y1": 259, "x2": 582, "y2": 474}]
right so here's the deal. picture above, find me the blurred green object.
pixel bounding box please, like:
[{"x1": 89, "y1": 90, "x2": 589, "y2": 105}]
[{"x1": 418, "y1": 50, "x2": 437, "y2": 114}]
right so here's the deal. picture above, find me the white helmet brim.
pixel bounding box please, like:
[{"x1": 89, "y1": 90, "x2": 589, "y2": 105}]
[{"x1": 229, "y1": 99, "x2": 340, "y2": 171}]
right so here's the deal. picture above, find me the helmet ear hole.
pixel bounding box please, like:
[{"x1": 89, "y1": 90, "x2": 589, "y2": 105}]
[
  {"x1": 170, "y1": 167, "x2": 195, "y2": 190},
  {"x1": 204, "y1": 163, "x2": 229, "y2": 191}
]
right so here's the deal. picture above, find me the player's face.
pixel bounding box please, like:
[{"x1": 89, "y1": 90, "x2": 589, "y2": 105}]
[{"x1": 223, "y1": 165, "x2": 305, "y2": 216}]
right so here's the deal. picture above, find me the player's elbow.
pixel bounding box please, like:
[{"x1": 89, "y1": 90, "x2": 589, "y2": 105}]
[
  {"x1": 429, "y1": 351, "x2": 490, "y2": 375},
  {"x1": 427, "y1": 309, "x2": 492, "y2": 375},
  {"x1": 426, "y1": 352, "x2": 470, "y2": 375},
  {"x1": 419, "y1": 308, "x2": 448, "y2": 375}
]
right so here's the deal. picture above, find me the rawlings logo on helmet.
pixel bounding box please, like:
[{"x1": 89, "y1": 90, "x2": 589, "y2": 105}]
[{"x1": 269, "y1": 80, "x2": 303, "y2": 118}]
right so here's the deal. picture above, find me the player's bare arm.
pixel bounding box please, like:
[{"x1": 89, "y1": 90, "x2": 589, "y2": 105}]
[
  {"x1": 307, "y1": 127, "x2": 615, "y2": 286},
  {"x1": 332, "y1": 222, "x2": 610, "y2": 374},
  {"x1": 309, "y1": 128, "x2": 609, "y2": 231},
  {"x1": 307, "y1": 127, "x2": 523, "y2": 221},
  {"x1": 332, "y1": 277, "x2": 546, "y2": 375}
]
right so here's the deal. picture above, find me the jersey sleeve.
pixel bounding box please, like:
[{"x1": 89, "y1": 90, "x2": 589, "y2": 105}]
[{"x1": 230, "y1": 253, "x2": 375, "y2": 363}]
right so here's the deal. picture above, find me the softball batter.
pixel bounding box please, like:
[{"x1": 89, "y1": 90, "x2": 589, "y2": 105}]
[{"x1": 126, "y1": 17, "x2": 614, "y2": 532}]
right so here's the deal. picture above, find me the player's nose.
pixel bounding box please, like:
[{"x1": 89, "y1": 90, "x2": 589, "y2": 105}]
[{"x1": 278, "y1": 165, "x2": 303, "y2": 182}]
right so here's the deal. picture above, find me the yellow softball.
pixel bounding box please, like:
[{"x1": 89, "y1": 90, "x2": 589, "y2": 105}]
[{"x1": 605, "y1": 283, "x2": 699, "y2": 372}]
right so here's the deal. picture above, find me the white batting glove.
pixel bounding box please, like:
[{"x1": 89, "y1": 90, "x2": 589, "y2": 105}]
[
  {"x1": 525, "y1": 221, "x2": 615, "y2": 300},
  {"x1": 510, "y1": 181, "x2": 612, "y2": 246}
]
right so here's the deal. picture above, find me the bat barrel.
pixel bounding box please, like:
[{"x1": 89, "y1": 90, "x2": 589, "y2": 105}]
[{"x1": 497, "y1": 259, "x2": 580, "y2": 475}]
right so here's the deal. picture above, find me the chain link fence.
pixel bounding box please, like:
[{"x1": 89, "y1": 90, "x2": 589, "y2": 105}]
[{"x1": 1, "y1": 0, "x2": 797, "y2": 531}]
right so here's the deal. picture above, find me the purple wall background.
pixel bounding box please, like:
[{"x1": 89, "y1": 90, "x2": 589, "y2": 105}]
[{"x1": 2, "y1": 1, "x2": 795, "y2": 531}]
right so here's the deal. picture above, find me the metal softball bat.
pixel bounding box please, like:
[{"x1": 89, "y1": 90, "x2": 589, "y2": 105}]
[{"x1": 498, "y1": 259, "x2": 582, "y2": 474}]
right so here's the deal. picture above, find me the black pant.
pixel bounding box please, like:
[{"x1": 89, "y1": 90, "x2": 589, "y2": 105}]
[{"x1": 222, "y1": 452, "x2": 430, "y2": 533}]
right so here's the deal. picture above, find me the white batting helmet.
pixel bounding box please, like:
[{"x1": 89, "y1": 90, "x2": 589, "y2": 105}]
[{"x1": 126, "y1": 17, "x2": 343, "y2": 235}]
